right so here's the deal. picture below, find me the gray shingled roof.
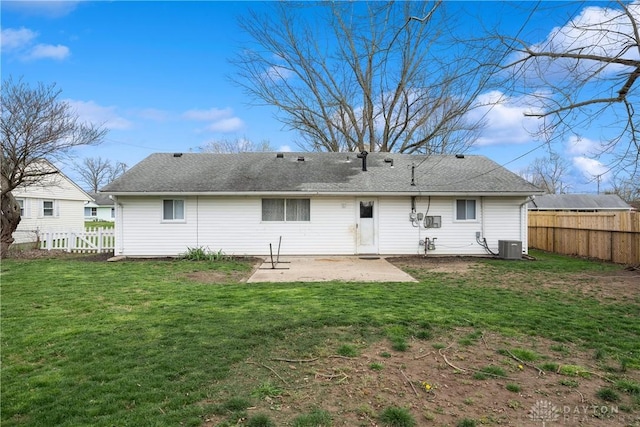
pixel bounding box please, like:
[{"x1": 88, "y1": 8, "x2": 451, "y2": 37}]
[
  {"x1": 528, "y1": 194, "x2": 632, "y2": 210},
  {"x1": 101, "y1": 152, "x2": 542, "y2": 195},
  {"x1": 88, "y1": 192, "x2": 114, "y2": 206}
]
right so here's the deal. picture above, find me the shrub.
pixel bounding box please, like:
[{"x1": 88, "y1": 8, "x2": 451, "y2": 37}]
[{"x1": 181, "y1": 246, "x2": 229, "y2": 261}]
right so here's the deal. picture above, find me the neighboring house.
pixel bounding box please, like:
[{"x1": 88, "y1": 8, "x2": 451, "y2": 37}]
[
  {"x1": 102, "y1": 152, "x2": 543, "y2": 257},
  {"x1": 13, "y1": 161, "x2": 93, "y2": 244},
  {"x1": 527, "y1": 194, "x2": 633, "y2": 212},
  {"x1": 85, "y1": 192, "x2": 115, "y2": 221}
]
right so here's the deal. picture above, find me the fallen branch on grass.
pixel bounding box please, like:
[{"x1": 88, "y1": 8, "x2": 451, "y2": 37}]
[
  {"x1": 270, "y1": 357, "x2": 319, "y2": 363},
  {"x1": 315, "y1": 371, "x2": 349, "y2": 383},
  {"x1": 400, "y1": 369, "x2": 419, "y2": 396},
  {"x1": 504, "y1": 349, "x2": 545, "y2": 377},
  {"x1": 438, "y1": 344, "x2": 467, "y2": 373},
  {"x1": 246, "y1": 361, "x2": 288, "y2": 385}
]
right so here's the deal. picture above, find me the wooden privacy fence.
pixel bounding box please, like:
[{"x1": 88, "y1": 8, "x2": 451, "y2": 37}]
[
  {"x1": 39, "y1": 227, "x2": 115, "y2": 253},
  {"x1": 528, "y1": 211, "x2": 640, "y2": 264}
]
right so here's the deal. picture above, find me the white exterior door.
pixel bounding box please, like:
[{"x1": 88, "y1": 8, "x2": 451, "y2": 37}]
[{"x1": 357, "y1": 198, "x2": 378, "y2": 254}]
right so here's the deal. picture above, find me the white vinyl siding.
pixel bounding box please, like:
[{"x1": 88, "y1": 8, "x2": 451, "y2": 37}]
[
  {"x1": 14, "y1": 198, "x2": 87, "y2": 244},
  {"x1": 112, "y1": 195, "x2": 530, "y2": 257}
]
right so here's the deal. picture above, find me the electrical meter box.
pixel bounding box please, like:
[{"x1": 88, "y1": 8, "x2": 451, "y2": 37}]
[{"x1": 424, "y1": 216, "x2": 441, "y2": 228}]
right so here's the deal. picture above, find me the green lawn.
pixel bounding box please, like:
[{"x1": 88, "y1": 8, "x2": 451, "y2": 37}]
[
  {"x1": 1, "y1": 251, "x2": 638, "y2": 426},
  {"x1": 84, "y1": 221, "x2": 114, "y2": 229}
]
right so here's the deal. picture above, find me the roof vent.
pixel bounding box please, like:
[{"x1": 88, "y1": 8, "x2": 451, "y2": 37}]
[
  {"x1": 384, "y1": 157, "x2": 394, "y2": 167},
  {"x1": 455, "y1": 154, "x2": 465, "y2": 159},
  {"x1": 276, "y1": 153, "x2": 284, "y2": 159},
  {"x1": 356, "y1": 150, "x2": 368, "y2": 171},
  {"x1": 173, "y1": 153, "x2": 183, "y2": 158},
  {"x1": 297, "y1": 156, "x2": 305, "y2": 162}
]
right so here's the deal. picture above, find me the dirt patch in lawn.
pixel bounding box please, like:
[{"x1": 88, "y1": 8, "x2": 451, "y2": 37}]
[
  {"x1": 388, "y1": 256, "x2": 640, "y2": 305},
  {"x1": 203, "y1": 327, "x2": 639, "y2": 427}
]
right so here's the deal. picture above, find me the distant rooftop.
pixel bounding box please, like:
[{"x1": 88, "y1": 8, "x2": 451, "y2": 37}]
[{"x1": 528, "y1": 194, "x2": 632, "y2": 211}]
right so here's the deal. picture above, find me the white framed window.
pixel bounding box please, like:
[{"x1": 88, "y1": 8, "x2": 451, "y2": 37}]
[
  {"x1": 455, "y1": 199, "x2": 477, "y2": 221},
  {"x1": 43, "y1": 200, "x2": 55, "y2": 217},
  {"x1": 17, "y1": 198, "x2": 25, "y2": 216},
  {"x1": 162, "y1": 199, "x2": 185, "y2": 221},
  {"x1": 262, "y1": 198, "x2": 310, "y2": 222}
]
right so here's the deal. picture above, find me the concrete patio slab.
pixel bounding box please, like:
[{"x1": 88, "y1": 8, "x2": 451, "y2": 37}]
[{"x1": 247, "y1": 256, "x2": 417, "y2": 283}]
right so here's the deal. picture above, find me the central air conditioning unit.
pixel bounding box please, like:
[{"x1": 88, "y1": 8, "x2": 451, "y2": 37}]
[{"x1": 498, "y1": 240, "x2": 522, "y2": 260}]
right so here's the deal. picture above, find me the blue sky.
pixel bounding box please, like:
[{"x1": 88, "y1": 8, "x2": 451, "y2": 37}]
[{"x1": 1, "y1": 1, "x2": 633, "y2": 193}]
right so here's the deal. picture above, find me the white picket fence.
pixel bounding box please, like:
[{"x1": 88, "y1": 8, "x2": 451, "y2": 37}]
[{"x1": 39, "y1": 227, "x2": 115, "y2": 253}]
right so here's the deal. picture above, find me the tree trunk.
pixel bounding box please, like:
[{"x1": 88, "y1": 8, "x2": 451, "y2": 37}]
[{"x1": 1, "y1": 191, "x2": 21, "y2": 258}]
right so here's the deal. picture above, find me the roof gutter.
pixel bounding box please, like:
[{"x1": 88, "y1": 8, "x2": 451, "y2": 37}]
[{"x1": 102, "y1": 190, "x2": 544, "y2": 197}]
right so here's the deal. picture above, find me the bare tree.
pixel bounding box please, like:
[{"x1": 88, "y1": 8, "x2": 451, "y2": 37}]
[
  {"x1": 494, "y1": 1, "x2": 639, "y2": 176},
  {"x1": 606, "y1": 173, "x2": 640, "y2": 205},
  {"x1": 73, "y1": 157, "x2": 127, "y2": 193},
  {"x1": 199, "y1": 137, "x2": 272, "y2": 153},
  {"x1": 1, "y1": 77, "x2": 107, "y2": 257},
  {"x1": 520, "y1": 152, "x2": 572, "y2": 194},
  {"x1": 231, "y1": 1, "x2": 498, "y2": 153}
]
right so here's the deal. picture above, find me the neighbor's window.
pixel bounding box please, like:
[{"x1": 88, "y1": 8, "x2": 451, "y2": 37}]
[
  {"x1": 17, "y1": 199, "x2": 25, "y2": 216},
  {"x1": 90, "y1": 207, "x2": 97, "y2": 217},
  {"x1": 456, "y1": 199, "x2": 476, "y2": 221},
  {"x1": 163, "y1": 199, "x2": 185, "y2": 221},
  {"x1": 43, "y1": 200, "x2": 55, "y2": 217},
  {"x1": 262, "y1": 198, "x2": 310, "y2": 221}
]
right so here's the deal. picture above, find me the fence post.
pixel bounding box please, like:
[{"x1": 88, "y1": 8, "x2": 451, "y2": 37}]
[
  {"x1": 68, "y1": 231, "x2": 74, "y2": 253},
  {"x1": 98, "y1": 228, "x2": 103, "y2": 252}
]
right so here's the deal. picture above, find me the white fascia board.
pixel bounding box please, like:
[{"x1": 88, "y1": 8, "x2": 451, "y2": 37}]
[{"x1": 103, "y1": 191, "x2": 543, "y2": 197}]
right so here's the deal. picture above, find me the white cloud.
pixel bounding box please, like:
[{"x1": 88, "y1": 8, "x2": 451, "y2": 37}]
[
  {"x1": 513, "y1": 2, "x2": 640, "y2": 80},
  {"x1": 183, "y1": 107, "x2": 234, "y2": 122},
  {"x1": 572, "y1": 156, "x2": 609, "y2": 180},
  {"x1": 565, "y1": 135, "x2": 599, "y2": 157},
  {"x1": 0, "y1": 27, "x2": 37, "y2": 51},
  {"x1": 183, "y1": 107, "x2": 244, "y2": 133},
  {"x1": 66, "y1": 100, "x2": 133, "y2": 130},
  {"x1": 206, "y1": 117, "x2": 244, "y2": 133},
  {"x1": 264, "y1": 65, "x2": 294, "y2": 81},
  {"x1": 0, "y1": 26, "x2": 70, "y2": 61},
  {"x1": 468, "y1": 91, "x2": 543, "y2": 146},
  {"x1": 24, "y1": 43, "x2": 70, "y2": 61},
  {"x1": 277, "y1": 145, "x2": 293, "y2": 152}
]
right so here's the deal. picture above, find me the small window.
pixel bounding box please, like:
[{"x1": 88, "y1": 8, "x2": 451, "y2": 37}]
[
  {"x1": 360, "y1": 201, "x2": 374, "y2": 219},
  {"x1": 43, "y1": 200, "x2": 54, "y2": 217},
  {"x1": 163, "y1": 199, "x2": 185, "y2": 221},
  {"x1": 262, "y1": 198, "x2": 310, "y2": 222},
  {"x1": 111, "y1": 208, "x2": 115, "y2": 218},
  {"x1": 90, "y1": 207, "x2": 97, "y2": 217},
  {"x1": 17, "y1": 199, "x2": 25, "y2": 216},
  {"x1": 456, "y1": 199, "x2": 476, "y2": 221}
]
